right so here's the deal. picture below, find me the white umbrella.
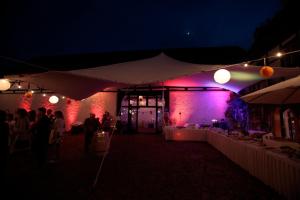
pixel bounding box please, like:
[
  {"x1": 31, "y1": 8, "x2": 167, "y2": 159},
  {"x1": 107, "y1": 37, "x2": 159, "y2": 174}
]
[{"x1": 241, "y1": 75, "x2": 300, "y2": 104}]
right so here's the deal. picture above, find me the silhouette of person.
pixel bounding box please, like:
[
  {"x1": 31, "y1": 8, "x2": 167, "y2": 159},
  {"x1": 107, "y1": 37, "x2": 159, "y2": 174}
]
[
  {"x1": 84, "y1": 113, "x2": 100, "y2": 153},
  {"x1": 0, "y1": 110, "x2": 9, "y2": 181},
  {"x1": 32, "y1": 107, "x2": 51, "y2": 167}
]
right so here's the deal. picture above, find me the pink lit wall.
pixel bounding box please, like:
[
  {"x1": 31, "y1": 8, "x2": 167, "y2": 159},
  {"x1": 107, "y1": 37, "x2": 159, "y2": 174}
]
[
  {"x1": 0, "y1": 92, "x2": 117, "y2": 130},
  {"x1": 169, "y1": 91, "x2": 230, "y2": 126}
]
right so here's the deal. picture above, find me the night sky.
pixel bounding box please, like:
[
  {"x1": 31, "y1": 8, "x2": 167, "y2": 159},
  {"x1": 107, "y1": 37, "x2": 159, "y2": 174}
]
[{"x1": 1, "y1": 0, "x2": 281, "y2": 59}]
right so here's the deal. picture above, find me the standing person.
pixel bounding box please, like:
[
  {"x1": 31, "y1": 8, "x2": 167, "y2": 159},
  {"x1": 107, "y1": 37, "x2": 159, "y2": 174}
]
[
  {"x1": 102, "y1": 111, "x2": 112, "y2": 132},
  {"x1": 28, "y1": 110, "x2": 36, "y2": 147},
  {"x1": 46, "y1": 109, "x2": 55, "y2": 126},
  {"x1": 13, "y1": 108, "x2": 30, "y2": 151},
  {"x1": 28, "y1": 110, "x2": 36, "y2": 125},
  {"x1": 6, "y1": 113, "x2": 15, "y2": 151},
  {"x1": 84, "y1": 113, "x2": 100, "y2": 153},
  {"x1": 0, "y1": 110, "x2": 9, "y2": 181},
  {"x1": 49, "y1": 111, "x2": 65, "y2": 162},
  {"x1": 32, "y1": 107, "x2": 51, "y2": 167}
]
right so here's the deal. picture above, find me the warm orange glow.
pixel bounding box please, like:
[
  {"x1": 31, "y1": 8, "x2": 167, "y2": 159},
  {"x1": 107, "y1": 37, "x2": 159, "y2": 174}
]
[
  {"x1": 259, "y1": 66, "x2": 274, "y2": 78},
  {"x1": 24, "y1": 91, "x2": 33, "y2": 98}
]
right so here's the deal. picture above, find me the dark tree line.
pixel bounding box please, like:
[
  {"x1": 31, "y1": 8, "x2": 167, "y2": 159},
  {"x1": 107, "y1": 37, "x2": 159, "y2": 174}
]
[{"x1": 250, "y1": 0, "x2": 300, "y2": 57}]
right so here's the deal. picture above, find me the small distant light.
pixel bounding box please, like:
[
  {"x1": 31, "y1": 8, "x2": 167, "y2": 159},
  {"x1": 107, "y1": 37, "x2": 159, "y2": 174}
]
[
  {"x1": 244, "y1": 63, "x2": 248, "y2": 67},
  {"x1": 276, "y1": 52, "x2": 282, "y2": 57},
  {"x1": 102, "y1": 131, "x2": 105, "y2": 134},
  {"x1": 18, "y1": 85, "x2": 22, "y2": 89},
  {"x1": 62, "y1": 96, "x2": 65, "y2": 99},
  {"x1": 31, "y1": 90, "x2": 34, "y2": 93},
  {"x1": 42, "y1": 93, "x2": 46, "y2": 97}
]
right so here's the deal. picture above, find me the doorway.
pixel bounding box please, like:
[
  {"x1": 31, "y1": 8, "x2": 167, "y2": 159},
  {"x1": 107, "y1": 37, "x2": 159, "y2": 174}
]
[{"x1": 119, "y1": 92, "x2": 165, "y2": 133}]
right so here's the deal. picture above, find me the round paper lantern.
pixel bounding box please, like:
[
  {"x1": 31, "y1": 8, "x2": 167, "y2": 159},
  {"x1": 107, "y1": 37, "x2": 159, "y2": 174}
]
[
  {"x1": 214, "y1": 69, "x2": 231, "y2": 84},
  {"x1": 0, "y1": 79, "x2": 11, "y2": 91},
  {"x1": 49, "y1": 95, "x2": 59, "y2": 104},
  {"x1": 259, "y1": 66, "x2": 274, "y2": 78},
  {"x1": 24, "y1": 91, "x2": 33, "y2": 98}
]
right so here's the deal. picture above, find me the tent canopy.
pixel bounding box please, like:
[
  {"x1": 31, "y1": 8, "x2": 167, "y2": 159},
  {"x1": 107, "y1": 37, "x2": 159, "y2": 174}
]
[{"x1": 7, "y1": 53, "x2": 300, "y2": 100}]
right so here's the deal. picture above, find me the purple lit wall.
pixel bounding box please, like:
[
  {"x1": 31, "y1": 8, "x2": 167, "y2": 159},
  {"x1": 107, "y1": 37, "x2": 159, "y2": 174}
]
[{"x1": 169, "y1": 91, "x2": 230, "y2": 126}]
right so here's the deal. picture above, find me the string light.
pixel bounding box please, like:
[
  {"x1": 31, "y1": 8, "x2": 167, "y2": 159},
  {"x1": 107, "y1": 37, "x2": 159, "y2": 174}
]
[
  {"x1": 2, "y1": 49, "x2": 300, "y2": 72},
  {"x1": 276, "y1": 52, "x2": 282, "y2": 57},
  {"x1": 17, "y1": 82, "x2": 22, "y2": 89},
  {"x1": 1, "y1": 48, "x2": 300, "y2": 92}
]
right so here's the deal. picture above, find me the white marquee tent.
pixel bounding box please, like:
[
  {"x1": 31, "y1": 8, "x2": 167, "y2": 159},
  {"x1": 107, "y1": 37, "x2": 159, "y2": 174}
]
[{"x1": 7, "y1": 53, "x2": 300, "y2": 100}]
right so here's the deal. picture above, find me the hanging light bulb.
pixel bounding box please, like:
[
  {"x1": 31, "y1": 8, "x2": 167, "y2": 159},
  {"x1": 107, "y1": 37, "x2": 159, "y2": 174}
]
[
  {"x1": 49, "y1": 95, "x2": 59, "y2": 104},
  {"x1": 17, "y1": 82, "x2": 22, "y2": 89},
  {"x1": 0, "y1": 79, "x2": 11, "y2": 91},
  {"x1": 276, "y1": 52, "x2": 282, "y2": 57},
  {"x1": 214, "y1": 69, "x2": 231, "y2": 84}
]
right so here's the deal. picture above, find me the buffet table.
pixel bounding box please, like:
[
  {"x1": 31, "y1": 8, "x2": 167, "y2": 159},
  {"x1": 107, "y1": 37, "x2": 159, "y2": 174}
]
[
  {"x1": 206, "y1": 130, "x2": 300, "y2": 200},
  {"x1": 163, "y1": 126, "x2": 300, "y2": 199}
]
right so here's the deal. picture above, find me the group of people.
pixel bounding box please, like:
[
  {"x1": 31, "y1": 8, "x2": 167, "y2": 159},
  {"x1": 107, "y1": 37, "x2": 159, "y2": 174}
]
[
  {"x1": 0, "y1": 107, "x2": 65, "y2": 171},
  {"x1": 1, "y1": 108, "x2": 114, "y2": 175}
]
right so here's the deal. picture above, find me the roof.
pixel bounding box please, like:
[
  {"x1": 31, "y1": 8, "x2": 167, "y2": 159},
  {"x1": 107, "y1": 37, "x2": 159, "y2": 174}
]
[{"x1": 7, "y1": 53, "x2": 300, "y2": 100}]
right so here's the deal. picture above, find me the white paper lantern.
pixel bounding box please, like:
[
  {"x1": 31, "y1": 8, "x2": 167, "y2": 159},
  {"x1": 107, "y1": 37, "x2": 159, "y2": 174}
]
[
  {"x1": 214, "y1": 69, "x2": 231, "y2": 84},
  {"x1": 49, "y1": 95, "x2": 59, "y2": 104},
  {"x1": 0, "y1": 79, "x2": 11, "y2": 91}
]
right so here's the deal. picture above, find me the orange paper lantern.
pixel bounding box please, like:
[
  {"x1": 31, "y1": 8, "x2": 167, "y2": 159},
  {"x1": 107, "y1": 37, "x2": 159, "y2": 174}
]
[
  {"x1": 24, "y1": 91, "x2": 33, "y2": 98},
  {"x1": 259, "y1": 66, "x2": 274, "y2": 78}
]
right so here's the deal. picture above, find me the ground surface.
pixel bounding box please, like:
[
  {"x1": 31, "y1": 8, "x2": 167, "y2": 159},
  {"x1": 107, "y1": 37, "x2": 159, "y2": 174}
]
[{"x1": 4, "y1": 133, "x2": 283, "y2": 200}]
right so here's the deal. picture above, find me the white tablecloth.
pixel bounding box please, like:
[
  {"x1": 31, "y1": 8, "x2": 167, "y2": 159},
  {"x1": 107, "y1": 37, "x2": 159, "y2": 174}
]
[
  {"x1": 206, "y1": 130, "x2": 300, "y2": 200},
  {"x1": 162, "y1": 126, "x2": 300, "y2": 198},
  {"x1": 163, "y1": 126, "x2": 207, "y2": 141}
]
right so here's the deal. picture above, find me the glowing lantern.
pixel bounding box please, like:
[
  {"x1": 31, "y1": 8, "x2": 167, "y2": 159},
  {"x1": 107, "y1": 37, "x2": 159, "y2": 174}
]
[
  {"x1": 214, "y1": 69, "x2": 231, "y2": 84},
  {"x1": 259, "y1": 66, "x2": 274, "y2": 78},
  {"x1": 24, "y1": 91, "x2": 33, "y2": 98},
  {"x1": 49, "y1": 95, "x2": 59, "y2": 104},
  {"x1": 0, "y1": 79, "x2": 11, "y2": 91}
]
